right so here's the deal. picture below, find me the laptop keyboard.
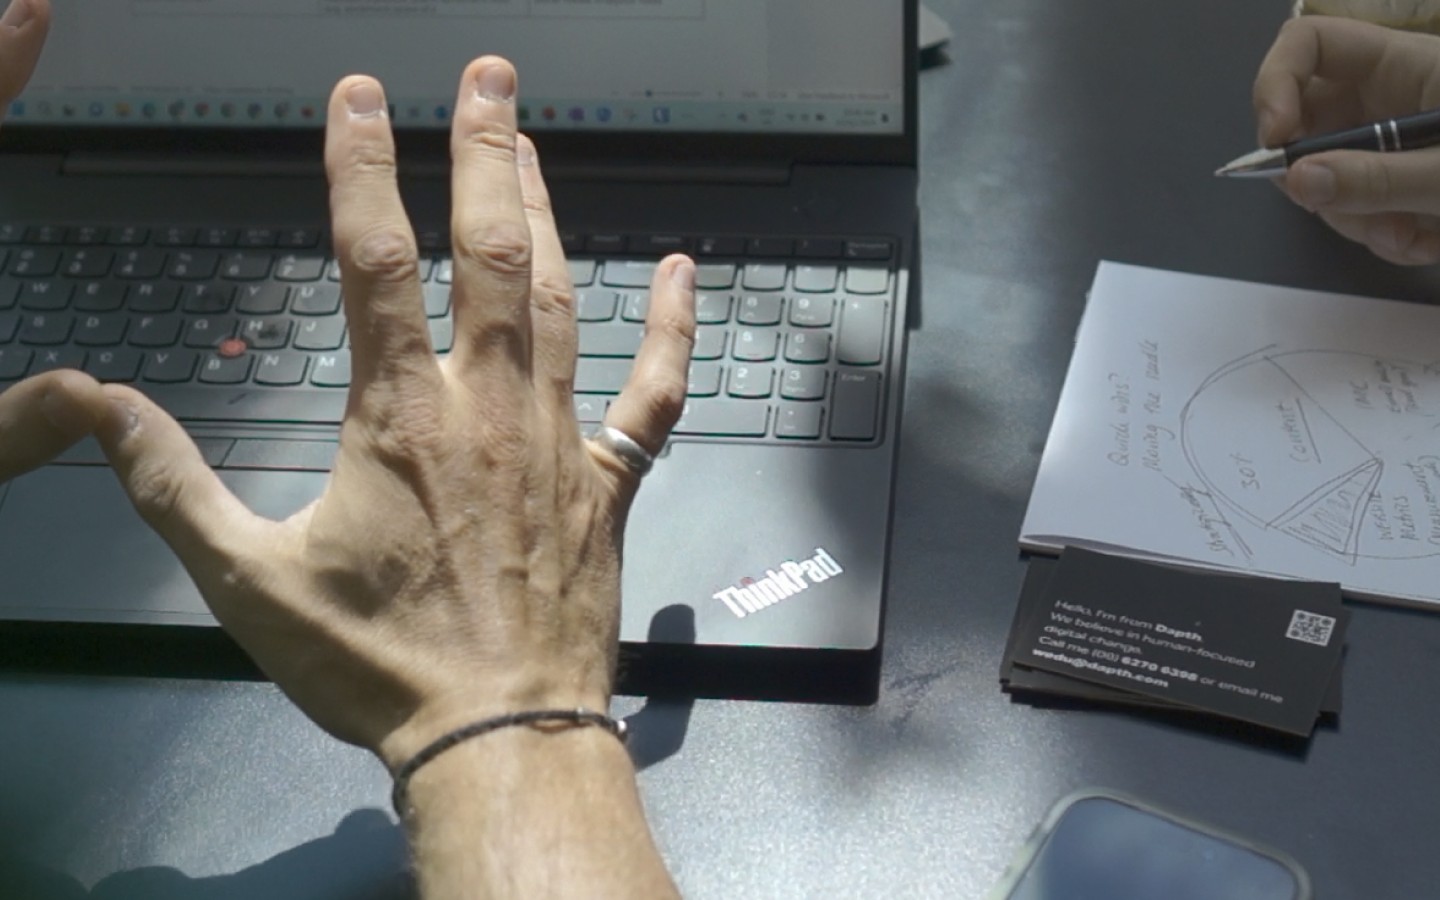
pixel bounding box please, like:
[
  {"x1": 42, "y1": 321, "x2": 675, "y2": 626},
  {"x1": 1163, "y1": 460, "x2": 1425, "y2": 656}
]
[{"x1": 0, "y1": 225, "x2": 896, "y2": 456}]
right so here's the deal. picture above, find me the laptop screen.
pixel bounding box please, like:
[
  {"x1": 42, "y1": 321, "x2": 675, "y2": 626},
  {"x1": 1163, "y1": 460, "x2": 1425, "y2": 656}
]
[{"x1": 11, "y1": 0, "x2": 904, "y2": 137}]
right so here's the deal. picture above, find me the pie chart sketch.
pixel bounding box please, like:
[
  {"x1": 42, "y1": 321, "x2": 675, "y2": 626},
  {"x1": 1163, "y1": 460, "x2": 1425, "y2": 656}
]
[{"x1": 1180, "y1": 349, "x2": 1440, "y2": 563}]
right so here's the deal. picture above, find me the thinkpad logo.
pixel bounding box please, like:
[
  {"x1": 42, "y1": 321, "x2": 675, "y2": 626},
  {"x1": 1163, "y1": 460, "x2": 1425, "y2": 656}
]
[{"x1": 713, "y1": 548, "x2": 844, "y2": 618}]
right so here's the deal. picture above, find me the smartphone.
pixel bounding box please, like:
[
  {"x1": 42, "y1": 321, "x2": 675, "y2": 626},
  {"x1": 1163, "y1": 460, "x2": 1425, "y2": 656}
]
[{"x1": 986, "y1": 789, "x2": 1312, "y2": 900}]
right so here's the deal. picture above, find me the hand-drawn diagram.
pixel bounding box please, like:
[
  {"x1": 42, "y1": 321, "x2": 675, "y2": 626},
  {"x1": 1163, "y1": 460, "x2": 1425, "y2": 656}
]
[{"x1": 1180, "y1": 349, "x2": 1440, "y2": 563}]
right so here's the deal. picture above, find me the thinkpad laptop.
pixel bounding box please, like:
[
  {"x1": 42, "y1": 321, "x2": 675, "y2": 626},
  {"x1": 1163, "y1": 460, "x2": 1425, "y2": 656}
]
[{"x1": 0, "y1": 1, "x2": 917, "y2": 704}]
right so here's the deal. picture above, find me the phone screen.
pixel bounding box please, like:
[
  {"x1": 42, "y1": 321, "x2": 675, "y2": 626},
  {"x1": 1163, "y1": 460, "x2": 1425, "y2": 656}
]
[{"x1": 1002, "y1": 796, "x2": 1305, "y2": 900}]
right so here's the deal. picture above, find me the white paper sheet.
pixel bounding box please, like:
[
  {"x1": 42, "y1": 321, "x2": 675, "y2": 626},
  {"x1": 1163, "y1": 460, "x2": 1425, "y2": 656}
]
[{"x1": 1020, "y1": 262, "x2": 1440, "y2": 607}]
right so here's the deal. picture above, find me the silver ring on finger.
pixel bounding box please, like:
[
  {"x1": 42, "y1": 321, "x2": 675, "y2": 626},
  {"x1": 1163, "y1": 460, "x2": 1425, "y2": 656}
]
[{"x1": 593, "y1": 425, "x2": 655, "y2": 477}]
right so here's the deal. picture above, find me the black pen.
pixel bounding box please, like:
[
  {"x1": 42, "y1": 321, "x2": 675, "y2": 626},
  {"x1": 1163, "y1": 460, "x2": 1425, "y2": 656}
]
[{"x1": 1215, "y1": 106, "x2": 1440, "y2": 177}]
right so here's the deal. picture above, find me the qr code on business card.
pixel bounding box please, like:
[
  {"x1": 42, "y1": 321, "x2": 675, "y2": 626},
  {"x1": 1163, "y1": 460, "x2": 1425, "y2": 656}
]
[{"x1": 1285, "y1": 609, "x2": 1337, "y2": 647}]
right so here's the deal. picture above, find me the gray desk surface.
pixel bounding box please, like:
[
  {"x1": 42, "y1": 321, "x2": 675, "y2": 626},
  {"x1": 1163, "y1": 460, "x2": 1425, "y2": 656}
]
[{"x1": 6, "y1": 2, "x2": 1440, "y2": 898}]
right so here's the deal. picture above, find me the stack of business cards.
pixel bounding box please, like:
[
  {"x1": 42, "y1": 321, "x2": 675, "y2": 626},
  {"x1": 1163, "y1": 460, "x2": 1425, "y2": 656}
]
[{"x1": 1001, "y1": 549, "x2": 1347, "y2": 737}]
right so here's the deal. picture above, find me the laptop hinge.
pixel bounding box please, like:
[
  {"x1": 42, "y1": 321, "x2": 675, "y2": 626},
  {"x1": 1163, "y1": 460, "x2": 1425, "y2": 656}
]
[
  {"x1": 60, "y1": 152, "x2": 447, "y2": 179},
  {"x1": 543, "y1": 162, "x2": 791, "y2": 185}
]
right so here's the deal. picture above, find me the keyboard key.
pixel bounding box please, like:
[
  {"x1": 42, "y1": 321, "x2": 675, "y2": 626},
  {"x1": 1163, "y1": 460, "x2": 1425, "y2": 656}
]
[
  {"x1": 129, "y1": 316, "x2": 183, "y2": 348},
  {"x1": 219, "y1": 252, "x2": 272, "y2": 281},
  {"x1": 141, "y1": 350, "x2": 198, "y2": 383},
  {"x1": 254, "y1": 351, "x2": 309, "y2": 386},
  {"x1": 732, "y1": 327, "x2": 778, "y2": 362},
  {"x1": 74, "y1": 315, "x2": 127, "y2": 347},
  {"x1": 310, "y1": 351, "x2": 352, "y2": 387},
  {"x1": 0, "y1": 312, "x2": 16, "y2": 343},
  {"x1": 576, "y1": 289, "x2": 617, "y2": 322},
  {"x1": 184, "y1": 316, "x2": 237, "y2": 349},
  {"x1": 197, "y1": 227, "x2": 237, "y2": 248},
  {"x1": 236, "y1": 283, "x2": 289, "y2": 314},
  {"x1": 781, "y1": 367, "x2": 827, "y2": 401},
  {"x1": 30, "y1": 347, "x2": 85, "y2": 374},
  {"x1": 672, "y1": 399, "x2": 769, "y2": 437},
  {"x1": 106, "y1": 226, "x2": 149, "y2": 247},
  {"x1": 629, "y1": 235, "x2": 690, "y2": 255},
  {"x1": 61, "y1": 249, "x2": 113, "y2": 279},
  {"x1": 181, "y1": 283, "x2": 234, "y2": 313},
  {"x1": 741, "y1": 263, "x2": 786, "y2": 291},
  {"x1": 793, "y1": 265, "x2": 839, "y2": 293},
  {"x1": 199, "y1": 353, "x2": 255, "y2": 384},
  {"x1": 737, "y1": 295, "x2": 782, "y2": 326},
  {"x1": 85, "y1": 348, "x2": 142, "y2": 382},
  {"x1": 128, "y1": 282, "x2": 181, "y2": 313},
  {"x1": 559, "y1": 233, "x2": 585, "y2": 255},
  {"x1": 19, "y1": 313, "x2": 73, "y2": 345},
  {"x1": 695, "y1": 292, "x2": 731, "y2": 324},
  {"x1": 423, "y1": 284, "x2": 451, "y2": 318},
  {"x1": 115, "y1": 249, "x2": 167, "y2": 279},
  {"x1": 578, "y1": 324, "x2": 643, "y2": 358},
  {"x1": 776, "y1": 403, "x2": 824, "y2": 440},
  {"x1": 428, "y1": 318, "x2": 453, "y2": 353},
  {"x1": 567, "y1": 259, "x2": 597, "y2": 287},
  {"x1": 143, "y1": 385, "x2": 347, "y2": 422},
  {"x1": 696, "y1": 236, "x2": 745, "y2": 257},
  {"x1": 844, "y1": 239, "x2": 894, "y2": 261},
  {"x1": 748, "y1": 238, "x2": 793, "y2": 258},
  {"x1": 431, "y1": 258, "x2": 450, "y2": 284},
  {"x1": 156, "y1": 227, "x2": 197, "y2": 247},
  {"x1": 687, "y1": 362, "x2": 722, "y2": 396},
  {"x1": 728, "y1": 364, "x2": 774, "y2": 399},
  {"x1": 0, "y1": 347, "x2": 31, "y2": 379},
  {"x1": 691, "y1": 326, "x2": 726, "y2": 360},
  {"x1": 789, "y1": 296, "x2": 834, "y2": 327},
  {"x1": 837, "y1": 297, "x2": 887, "y2": 365},
  {"x1": 844, "y1": 266, "x2": 890, "y2": 295},
  {"x1": 223, "y1": 438, "x2": 338, "y2": 471},
  {"x1": 277, "y1": 228, "x2": 321, "y2": 249},
  {"x1": 73, "y1": 281, "x2": 127, "y2": 312},
  {"x1": 416, "y1": 230, "x2": 449, "y2": 253},
  {"x1": 785, "y1": 331, "x2": 831, "y2": 364},
  {"x1": 10, "y1": 248, "x2": 61, "y2": 276},
  {"x1": 240, "y1": 317, "x2": 293, "y2": 350},
  {"x1": 25, "y1": 225, "x2": 67, "y2": 245},
  {"x1": 575, "y1": 358, "x2": 633, "y2": 394},
  {"x1": 830, "y1": 370, "x2": 881, "y2": 441},
  {"x1": 19, "y1": 281, "x2": 72, "y2": 311},
  {"x1": 0, "y1": 278, "x2": 15, "y2": 309},
  {"x1": 586, "y1": 234, "x2": 625, "y2": 254},
  {"x1": 694, "y1": 263, "x2": 736, "y2": 290},
  {"x1": 274, "y1": 255, "x2": 325, "y2": 282},
  {"x1": 239, "y1": 228, "x2": 279, "y2": 248},
  {"x1": 292, "y1": 284, "x2": 342, "y2": 315},
  {"x1": 70, "y1": 226, "x2": 108, "y2": 246},
  {"x1": 620, "y1": 292, "x2": 649, "y2": 323},
  {"x1": 573, "y1": 394, "x2": 607, "y2": 423},
  {"x1": 795, "y1": 238, "x2": 843, "y2": 259},
  {"x1": 601, "y1": 260, "x2": 657, "y2": 289},
  {"x1": 168, "y1": 251, "x2": 220, "y2": 280},
  {"x1": 0, "y1": 224, "x2": 24, "y2": 244}
]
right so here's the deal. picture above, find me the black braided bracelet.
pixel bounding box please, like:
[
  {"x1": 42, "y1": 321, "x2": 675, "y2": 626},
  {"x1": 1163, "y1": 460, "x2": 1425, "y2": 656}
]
[{"x1": 390, "y1": 707, "x2": 628, "y2": 817}]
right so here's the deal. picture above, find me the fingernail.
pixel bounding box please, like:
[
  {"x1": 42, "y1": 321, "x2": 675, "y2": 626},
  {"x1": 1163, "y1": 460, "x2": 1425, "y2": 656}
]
[
  {"x1": 346, "y1": 81, "x2": 385, "y2": 119},
  {"x1": 671, "y1": 259, "x2": 696, "y2": 292},
  {"x1": 516, "y1": 138, "x2": 536, "y2": 167},
  {"x1": 1293, "y1": 162, "x2": 1336, "y2": 209},
  {"x1": 40, "y1": 387, "x2": 92, "y2": 436},
  {"x1": 475, "y1": 62, "x2": 515, "y2": 103},
  {"x1": 2, "y1": 0, "x2": 33, "y2": 29}
]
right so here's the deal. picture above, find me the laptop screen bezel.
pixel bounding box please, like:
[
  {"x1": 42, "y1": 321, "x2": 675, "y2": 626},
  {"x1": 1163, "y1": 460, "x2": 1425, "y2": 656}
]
[{"x1": 0, "y1": 1, "x2": 917, "y2": 169}]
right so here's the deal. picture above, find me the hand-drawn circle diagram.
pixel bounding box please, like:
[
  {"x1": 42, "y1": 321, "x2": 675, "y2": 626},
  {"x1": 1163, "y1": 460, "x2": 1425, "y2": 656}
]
[{"x1": 1181, "y1": 349, "x2": 1440, "y2": 563}]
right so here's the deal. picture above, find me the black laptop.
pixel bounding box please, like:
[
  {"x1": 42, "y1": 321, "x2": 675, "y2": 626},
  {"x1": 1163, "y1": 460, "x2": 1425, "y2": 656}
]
[{"x1": 0, "y1": 0, "x2": 918, "y2": 704}]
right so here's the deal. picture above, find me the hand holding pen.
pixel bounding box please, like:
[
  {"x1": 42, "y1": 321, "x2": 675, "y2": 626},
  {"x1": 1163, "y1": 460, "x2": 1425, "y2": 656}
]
[{"x1": 1241, "y1": 15, "x2": 1440, "y2": 265}]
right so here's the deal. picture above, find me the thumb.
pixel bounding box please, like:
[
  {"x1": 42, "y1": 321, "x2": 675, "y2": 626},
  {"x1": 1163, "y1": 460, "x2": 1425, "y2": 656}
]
[
  {"x1": 0, "y1": 0, "x2": 49, "y2": 112},
  {"x1": 1286, "y1": 147, "x2": 1440, "y2": 216},
  {"x1": 95, "y1": 384, "x2": 261, "y2": 573}
]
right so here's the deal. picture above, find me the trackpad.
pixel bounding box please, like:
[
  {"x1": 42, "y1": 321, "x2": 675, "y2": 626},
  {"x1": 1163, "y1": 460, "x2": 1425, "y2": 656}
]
[{"x1": 0, "y1": 467, "x2": 328, "y2": 625}]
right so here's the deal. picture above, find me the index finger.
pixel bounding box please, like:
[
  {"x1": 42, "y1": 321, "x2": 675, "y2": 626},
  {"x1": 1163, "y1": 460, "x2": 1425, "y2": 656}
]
[
  {"x1": 0, "y1": 370, "x2": 104, "y2": 482},
  {"x1": 1253, "y1": 16, "x2": 1393, "y2": 146},
  {"x1": 0, "y1": 0, "x2": 50, "y2": 116}
]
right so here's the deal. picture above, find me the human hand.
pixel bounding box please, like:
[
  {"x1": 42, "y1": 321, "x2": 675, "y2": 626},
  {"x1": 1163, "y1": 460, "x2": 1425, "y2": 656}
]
[
  {"x1": 0, "y1": 0, "x2": 108, "y2": 485},
  {"x1": 1254, "y1": 15, "x2": 1440, "y2": 263},
  {"x1": 93, "y1": 57, "x2": 697, "y2": 771}
]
